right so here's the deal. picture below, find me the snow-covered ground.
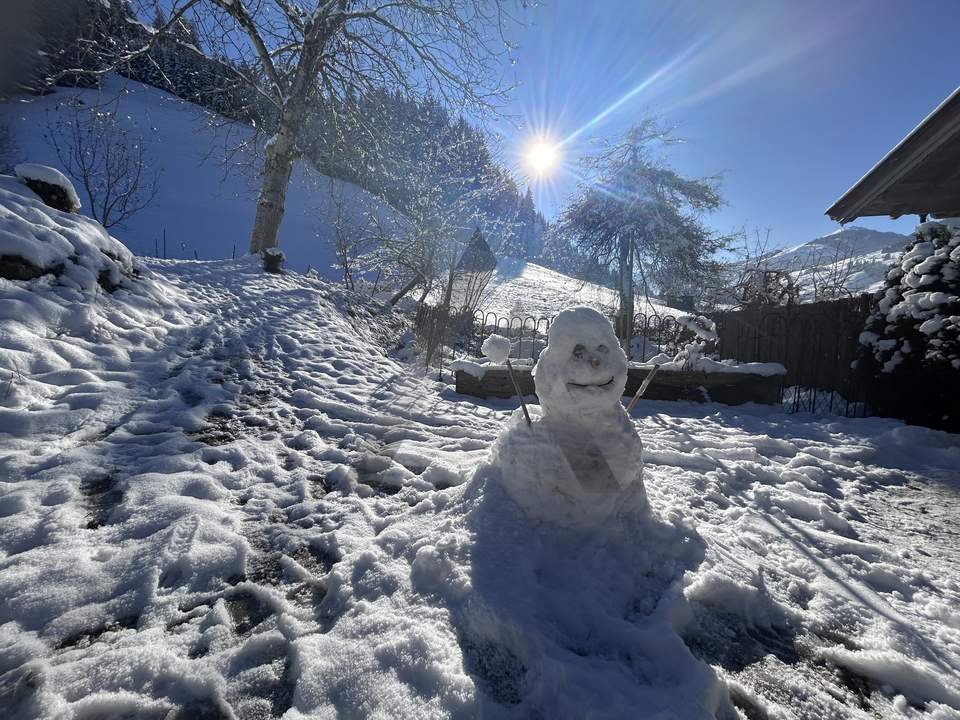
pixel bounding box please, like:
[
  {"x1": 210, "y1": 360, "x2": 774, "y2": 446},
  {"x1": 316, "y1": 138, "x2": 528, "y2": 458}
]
[
  {"x1": 0, "y1": 75, "x2": 398, "y2": 275},
  {"x1": 2, "y1": 178, "x2": 960, "y2": 719},
  {"x1": 479, "y1": 257, "x2": 681, "y2": 318}
]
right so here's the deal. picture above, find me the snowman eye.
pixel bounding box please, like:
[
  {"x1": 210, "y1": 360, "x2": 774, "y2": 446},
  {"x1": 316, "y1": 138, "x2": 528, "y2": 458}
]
[
  {"x1": 572, "y1": 344, "x2": 586, "y2": 359},
  {"x1": 597, "y1": 345, "x2": 609, "y2": 354}
]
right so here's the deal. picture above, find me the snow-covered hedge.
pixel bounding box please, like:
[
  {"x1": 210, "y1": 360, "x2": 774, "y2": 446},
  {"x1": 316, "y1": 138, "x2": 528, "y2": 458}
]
[
  {"x1": 0, "y1": 175, "x2": 134, "y2": 291},
  {"x1": 860, "y1": 222, "x2": 960, "y2": 373}
]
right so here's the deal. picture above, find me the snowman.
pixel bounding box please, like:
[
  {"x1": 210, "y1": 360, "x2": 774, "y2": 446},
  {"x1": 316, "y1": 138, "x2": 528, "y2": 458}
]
[{"x1": 487, "y1": 306, "x2": 647, "y2": 528}]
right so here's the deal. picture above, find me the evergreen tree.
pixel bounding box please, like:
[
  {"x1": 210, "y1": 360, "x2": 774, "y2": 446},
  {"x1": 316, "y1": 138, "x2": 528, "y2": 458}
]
[{"x1": 558, "y1": 120, "x2": 730, "y2": 343}]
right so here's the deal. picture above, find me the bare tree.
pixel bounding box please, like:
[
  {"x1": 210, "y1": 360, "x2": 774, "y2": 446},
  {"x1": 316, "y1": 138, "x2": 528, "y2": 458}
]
[
  {"x1": 85, "y1": 0, "x2": 519, "y2": 256},
  {"x1": 45, "y1": 95, "x2": 160, "y2": 228},
  {"x1": 320, "y1": 177, "x2": 383, "y2": 290},
  {"x1": 804, "y1": 238, "x2": 857, "y2": 302}
]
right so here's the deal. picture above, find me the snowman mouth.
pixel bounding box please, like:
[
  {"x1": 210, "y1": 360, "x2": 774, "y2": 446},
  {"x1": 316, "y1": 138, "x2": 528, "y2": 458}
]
[{"x1": 567, "y1": 377, "x2": 615, "y2": 389}]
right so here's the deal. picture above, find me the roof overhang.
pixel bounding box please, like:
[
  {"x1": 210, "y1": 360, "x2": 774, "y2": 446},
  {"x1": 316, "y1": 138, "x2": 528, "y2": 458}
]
[{"x1": 826, "y1": 85, "x2": 960, "y2": 223}]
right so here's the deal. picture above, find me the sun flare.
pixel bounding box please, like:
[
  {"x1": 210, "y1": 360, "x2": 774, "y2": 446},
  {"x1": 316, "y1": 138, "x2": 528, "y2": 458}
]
[{"x1": 525, "y1": 139, "x2": 560, "y2": 178}]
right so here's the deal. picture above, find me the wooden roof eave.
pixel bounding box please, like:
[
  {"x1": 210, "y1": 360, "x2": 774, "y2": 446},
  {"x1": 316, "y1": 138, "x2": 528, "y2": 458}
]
[{"x1": 826, "y1": 85, "x2": 960, "y2": 224}]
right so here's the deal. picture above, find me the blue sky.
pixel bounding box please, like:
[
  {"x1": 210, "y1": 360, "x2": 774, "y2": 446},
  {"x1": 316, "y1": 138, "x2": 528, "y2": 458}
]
[{"x1": 499, "y1": 0, "x2": 960, "y2": 249}]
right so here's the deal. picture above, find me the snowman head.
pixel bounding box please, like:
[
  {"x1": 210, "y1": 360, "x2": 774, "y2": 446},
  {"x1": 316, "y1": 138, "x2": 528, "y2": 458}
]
[{"x1": 533, "y1": 306, "x2": 628, "y2": 419}]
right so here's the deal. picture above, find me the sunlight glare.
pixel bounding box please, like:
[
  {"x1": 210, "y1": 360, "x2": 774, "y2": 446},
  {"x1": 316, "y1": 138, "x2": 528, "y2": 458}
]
[{"x1": 525, "y1": 139, "x2": 559, "y2": 178}]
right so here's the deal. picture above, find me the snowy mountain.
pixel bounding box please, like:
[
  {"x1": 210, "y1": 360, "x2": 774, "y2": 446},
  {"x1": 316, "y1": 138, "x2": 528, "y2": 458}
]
[
  {"x1": 765, "y1": 226, "x2": 911, "y2": 299},
  {"x1": 2, "y1": 177, "x2": 959, "y2": 718},
  {"x1": 0, "y1": 75, "x2": 400, "y2": 275}
]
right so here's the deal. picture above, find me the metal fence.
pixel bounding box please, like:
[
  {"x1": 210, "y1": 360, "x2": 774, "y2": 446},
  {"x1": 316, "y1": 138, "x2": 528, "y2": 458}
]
[{"x1": 415, "y1": 306, "x2": 687, "y2": 377}]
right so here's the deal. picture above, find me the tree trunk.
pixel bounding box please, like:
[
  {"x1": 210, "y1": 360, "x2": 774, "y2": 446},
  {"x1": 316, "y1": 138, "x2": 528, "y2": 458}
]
[
  {"x1": 617, "y1": 235, "x2": 635, "y2": 350},
  {"x1": 247, "y1": 11, "x2": 341, "y2": 254},
  {"x1": 248, "y1": 115, "x2": 298, "y2": 254},
  {"x1": 389, "y1": 273, "x2": 424, "y2": 306}
]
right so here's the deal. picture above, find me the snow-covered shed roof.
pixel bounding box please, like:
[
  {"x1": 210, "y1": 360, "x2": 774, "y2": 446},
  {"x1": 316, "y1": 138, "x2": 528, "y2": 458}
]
[{"x1": 826, "y1": 85, "x2": 960, "y2": 223}]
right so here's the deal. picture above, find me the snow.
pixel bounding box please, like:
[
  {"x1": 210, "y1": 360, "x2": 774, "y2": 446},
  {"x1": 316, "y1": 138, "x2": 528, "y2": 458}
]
[
  {"x1": 480, "y1": 333, "x2": 510, "y2": 364},
  {"x1": 0, "y1": 175, "x2": 133, "y2": 288},
  {"x1": 678, "y1": 314, "x2": 718, "y2": 342},
  {"x1": 447, "y1": 358, "x2": 488, "y2": 379},
  {"x1": 13, "y1": 163, "x2": 81, "y2": 211},
  {"x1": 2, "y1": 184, "x2": 960, "y2": 719},
  {"x1": 764, "y1": 225, "x2": 910, "y2": 299},
  {"x1": 651, "y1": 356, "x2": 788, "y2": 376},
  {"x1": 479, "y1": 256, "x2": 684, "y2": 317}
]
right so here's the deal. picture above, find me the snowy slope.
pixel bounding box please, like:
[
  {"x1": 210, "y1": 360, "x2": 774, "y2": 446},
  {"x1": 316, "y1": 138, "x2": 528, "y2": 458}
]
[
  {"x1": 2, "y1": 182, "x2": 960, "y2": 719},
  {"x1": 0, "y1": 77, "x2": 683, "y2": 318},
  {"x1": 480, "y1": 257, "x2": 681, "y2": 318},
  {"x1": 0, "y1": 75, "x2": 399, "y2": 275},
  {"x1": 765, "y1": 226, "x2": 910, "y2": 299}
]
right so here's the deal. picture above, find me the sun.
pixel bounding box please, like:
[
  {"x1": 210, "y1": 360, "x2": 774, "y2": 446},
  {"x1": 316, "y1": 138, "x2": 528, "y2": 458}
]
[{"x1": 525, "y1": 139, "x2": 559, "y2": 178}]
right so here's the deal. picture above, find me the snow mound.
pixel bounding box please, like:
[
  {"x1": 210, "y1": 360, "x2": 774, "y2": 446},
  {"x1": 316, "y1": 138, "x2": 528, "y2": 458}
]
[
  {"x1": 0, "y1": 176, "x2": 134, "y2": 289},
  {"x1": 310, "y1": 413, "x2": 732, "y2": 717},
  {"x1": 14, "y1": 163, "x2": 82, "y2": 212},
  {"x1": 480, "y1": 257, "x2": 684, "y2": 318},
  {"x1": 480, "y1": 333, "x2": 511, "y2": 364}
]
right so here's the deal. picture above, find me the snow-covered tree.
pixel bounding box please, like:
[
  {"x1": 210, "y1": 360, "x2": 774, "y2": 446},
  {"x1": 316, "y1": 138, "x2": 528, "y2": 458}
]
[
  {"x1": 558, "y1": 120, "x2": 730, "y2": 343},
  {"x1": 80, "y1": 0, "x2": 518, "y2": 256}
]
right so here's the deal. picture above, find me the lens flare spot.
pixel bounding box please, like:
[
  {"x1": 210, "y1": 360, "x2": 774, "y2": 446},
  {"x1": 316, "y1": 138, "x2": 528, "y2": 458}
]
[{"x1": 525, "y1": 139, "x2": 559, "y2": 177}]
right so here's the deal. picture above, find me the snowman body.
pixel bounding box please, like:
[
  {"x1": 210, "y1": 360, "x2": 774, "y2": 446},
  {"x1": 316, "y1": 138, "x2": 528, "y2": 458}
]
[{"x1": 490, "y1": 307, "x2": 647, "y2": 528}]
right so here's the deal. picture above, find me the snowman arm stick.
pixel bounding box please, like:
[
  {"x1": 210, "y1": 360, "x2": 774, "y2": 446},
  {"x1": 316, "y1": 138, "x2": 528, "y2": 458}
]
[
  {"x1": 505, "y1": 359, "x2": 532, "y2": 427},
  {"x1": 626, "y1": 364, "x2": 660, "y2": 413}
]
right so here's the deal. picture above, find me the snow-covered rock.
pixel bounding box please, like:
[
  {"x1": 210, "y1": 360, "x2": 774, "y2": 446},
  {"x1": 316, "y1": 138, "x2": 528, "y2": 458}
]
[
  {"x1": 0, "y1": 175, "x2": 134, "y2": 289},
  {"x1": 14, "y1": 163, "x2": 82, "y2": 213}
]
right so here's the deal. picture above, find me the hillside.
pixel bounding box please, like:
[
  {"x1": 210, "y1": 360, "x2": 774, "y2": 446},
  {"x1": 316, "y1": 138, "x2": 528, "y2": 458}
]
[
  {"x1": 0, "y1": 75, "x2": 399, "y2": 275},
  {"x1": 1, "y1": 178, "x2": 959, "y2": 718},
  {"x1": 480, "y1": 257, "x2": 681, "y2": 318},
  {"x1": 765, "y1": 226, "x2": 910, "y2": 299}
]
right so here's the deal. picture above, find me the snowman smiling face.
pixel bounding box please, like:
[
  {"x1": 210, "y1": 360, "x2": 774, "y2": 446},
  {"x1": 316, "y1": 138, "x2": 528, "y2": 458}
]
[
  {"x1": 534, "y1": 307, "x2": 629, "y2": 418},
  {"x1": 566, "y1": 342, "x2": 617, "y2": 395}
]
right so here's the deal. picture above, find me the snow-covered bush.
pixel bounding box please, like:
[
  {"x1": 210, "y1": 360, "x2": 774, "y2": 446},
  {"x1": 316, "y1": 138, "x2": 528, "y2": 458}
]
[
  {"x1": 860, "y1": 222, "x2": 959, "y2": 373},
  {"x1": 671, "y1": 314, "x2": 718, "y2": 370},
  {"x1": 858, "y1": 222, "x2": 959, "y2": 430},
  {"x1": 0, "y1": 174, "x2": 134, "y2": 290}
]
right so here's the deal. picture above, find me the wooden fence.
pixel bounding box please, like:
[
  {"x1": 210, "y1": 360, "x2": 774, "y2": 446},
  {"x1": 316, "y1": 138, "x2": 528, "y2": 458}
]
[{"x1": 713, "y1": 295, "x2": 875, "y2": 416}]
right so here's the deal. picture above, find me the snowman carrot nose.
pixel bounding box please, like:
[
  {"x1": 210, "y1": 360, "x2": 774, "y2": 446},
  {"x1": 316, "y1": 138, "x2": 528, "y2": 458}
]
[{"x1": 590, "y1": 357, "x2": 601, "y2": 368}]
